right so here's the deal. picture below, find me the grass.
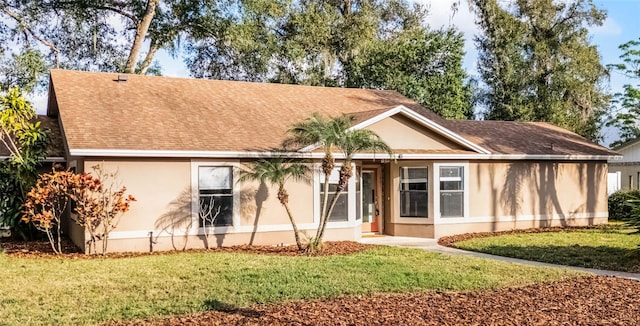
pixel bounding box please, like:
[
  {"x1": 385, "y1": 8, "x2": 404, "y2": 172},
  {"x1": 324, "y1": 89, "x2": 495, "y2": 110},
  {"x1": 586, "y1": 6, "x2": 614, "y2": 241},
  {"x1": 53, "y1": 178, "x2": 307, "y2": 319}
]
[
  {"x1": 0, "y1": 246, "x2": 580, "y2": 325},
  {"x1": 453, "y1": 224, "x2": 640, "y2": 273}
]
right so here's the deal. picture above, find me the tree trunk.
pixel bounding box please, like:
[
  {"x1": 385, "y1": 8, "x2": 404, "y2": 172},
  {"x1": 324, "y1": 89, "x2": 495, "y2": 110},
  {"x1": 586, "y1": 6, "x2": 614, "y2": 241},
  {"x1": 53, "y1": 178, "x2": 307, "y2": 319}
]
[
  {"x1": 124, "y1": 0, "x2": 160, "y2": 73},
  {"x1": 139, "y1": 39, "x2": 159, "y2": 75},
  {"x1": 278, "y1": 185, "x2": 303, "y2": 250}
]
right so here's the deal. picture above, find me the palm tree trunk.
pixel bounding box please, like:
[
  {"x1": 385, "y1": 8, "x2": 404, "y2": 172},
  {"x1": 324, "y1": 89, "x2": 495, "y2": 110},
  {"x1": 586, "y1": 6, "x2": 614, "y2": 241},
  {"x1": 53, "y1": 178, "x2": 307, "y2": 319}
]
[
  {"x1": 317, "y1": 162, "x2": 352, "y2": 244},
  {"x1": 279, "y1": 186, "x2": 303, "y2": 250},
  {"x1": 313, "y1": 153, "x2": 334, "y2": 249}
]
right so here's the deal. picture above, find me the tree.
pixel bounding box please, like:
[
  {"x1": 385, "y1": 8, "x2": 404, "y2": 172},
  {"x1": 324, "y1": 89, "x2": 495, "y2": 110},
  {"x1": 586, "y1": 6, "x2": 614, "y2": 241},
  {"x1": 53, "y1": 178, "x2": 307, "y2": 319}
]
[
  {"x1": 284, "y1": 113, "x2": 392, "y2": 252},
  {"x1": 346, "y1": 27, "x2": 474, "y2": 119},
  {"x1": 186, "y1": 0, "x2": 472, "y2": 119},
  {"x1": 0, "y1": 0, "x2": 208, "y2": 76},
  {"x1": 471, "y1": 0, "x2": 610, "y2": 141},
  {"x1": 238, "y1": 158, "x2": 311, "y2": 250},
  {"x1": 607, "y1": 38, "x2": 640, "y2": 148},
  {"x1": 0, "y1": 49, "x2": 47, "y2": 93},
  {"x1": 0, "y1": 87, "x2": 48, "y2": 239}
]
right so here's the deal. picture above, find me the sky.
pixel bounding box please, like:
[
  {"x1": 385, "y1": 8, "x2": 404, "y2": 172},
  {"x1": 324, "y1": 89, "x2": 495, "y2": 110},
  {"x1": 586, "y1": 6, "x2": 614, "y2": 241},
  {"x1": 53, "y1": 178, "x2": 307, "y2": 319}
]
[{"x1": 31, "y1": 0, "x2": 640, "y2": 144}]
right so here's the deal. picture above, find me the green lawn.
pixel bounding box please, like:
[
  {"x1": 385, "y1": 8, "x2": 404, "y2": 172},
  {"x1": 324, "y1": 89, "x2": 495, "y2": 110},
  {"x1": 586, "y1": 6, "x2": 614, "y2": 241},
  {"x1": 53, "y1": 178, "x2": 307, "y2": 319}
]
[
  {"x1": 453, "y1": 225, "x2": 640, "y2": 273},
  {"x1": 0, "y1": 246, "x2": 580, "y2": 325}
]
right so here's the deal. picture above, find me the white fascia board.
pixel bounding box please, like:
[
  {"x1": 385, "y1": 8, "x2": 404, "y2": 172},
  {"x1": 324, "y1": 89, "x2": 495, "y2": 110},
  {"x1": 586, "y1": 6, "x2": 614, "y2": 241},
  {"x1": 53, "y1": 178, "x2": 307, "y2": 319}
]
[
  {"x1": 348, "y1": 105, "x2": 492, "y2": 154},
  {"x1": 351, "y1": 153, "x2": 617, "y2": 161},
  {"x1": 68, "y1": 149, "x2": 617, "y2": 161}
]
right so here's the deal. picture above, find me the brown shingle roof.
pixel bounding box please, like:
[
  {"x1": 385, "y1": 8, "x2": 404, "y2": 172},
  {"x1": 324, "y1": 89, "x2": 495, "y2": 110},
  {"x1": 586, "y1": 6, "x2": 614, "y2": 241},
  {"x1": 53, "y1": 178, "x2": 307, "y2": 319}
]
[
  {"x1": 444, "y1": 120, "x2": 618, "y2": 156},
  {"x1": 49, "y1": 69, "x2": 616, "y2": 158},
  {"x1": 0, "y1": 115, "x2": 65, "y2": 158},
  {"x1": 49, "y1": 69, "x2": 444, "y2": 152}
]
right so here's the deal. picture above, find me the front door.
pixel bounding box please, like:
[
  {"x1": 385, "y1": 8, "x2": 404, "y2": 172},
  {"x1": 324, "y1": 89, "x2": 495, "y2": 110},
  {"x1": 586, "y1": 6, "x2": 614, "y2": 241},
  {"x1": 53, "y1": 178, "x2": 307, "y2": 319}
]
[{"x1": 361, "y1": 169, "x2": 380, "y2": 233}]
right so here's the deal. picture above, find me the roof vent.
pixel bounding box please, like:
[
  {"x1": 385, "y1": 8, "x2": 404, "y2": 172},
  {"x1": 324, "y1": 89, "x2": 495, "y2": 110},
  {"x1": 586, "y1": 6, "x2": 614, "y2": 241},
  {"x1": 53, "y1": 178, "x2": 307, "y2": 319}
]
[{"x1": 116, "y1": 74, "x2": 128, "y2": 82}]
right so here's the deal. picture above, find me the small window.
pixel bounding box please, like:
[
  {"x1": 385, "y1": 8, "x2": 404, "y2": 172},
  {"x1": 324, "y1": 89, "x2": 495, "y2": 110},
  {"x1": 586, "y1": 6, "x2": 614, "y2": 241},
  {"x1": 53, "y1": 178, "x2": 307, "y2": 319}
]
[
  {"x1": 199, "y1": 166, "x2": 233, "y2": 227},
  {"x1": 440, "y1": 166, "x2": 464, "y2": 217},
  {"x1": 400, "y1": 167, "x2": 428, "y2": 217}
]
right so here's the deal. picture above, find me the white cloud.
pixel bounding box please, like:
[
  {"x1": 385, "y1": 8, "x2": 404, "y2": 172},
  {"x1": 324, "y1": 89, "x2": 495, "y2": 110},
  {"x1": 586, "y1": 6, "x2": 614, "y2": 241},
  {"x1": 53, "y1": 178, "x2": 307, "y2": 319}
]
[{"x1": 591, "y1": 16, "x2": 622, "y2": 36}]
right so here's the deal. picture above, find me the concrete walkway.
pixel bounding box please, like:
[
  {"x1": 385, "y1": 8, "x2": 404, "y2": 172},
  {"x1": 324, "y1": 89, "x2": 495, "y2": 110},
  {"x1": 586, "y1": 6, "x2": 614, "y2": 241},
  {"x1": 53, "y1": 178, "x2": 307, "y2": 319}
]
[{"x1": 359, "y1": 236, "x2": 640, "y2": 281}]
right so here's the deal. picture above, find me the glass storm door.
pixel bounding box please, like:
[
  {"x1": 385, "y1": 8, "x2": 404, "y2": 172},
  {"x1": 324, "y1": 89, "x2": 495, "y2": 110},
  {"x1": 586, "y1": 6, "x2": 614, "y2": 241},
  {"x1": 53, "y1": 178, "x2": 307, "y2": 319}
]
[{"x1": 361, "y1": 170, "x2": 379, "y2": 233}]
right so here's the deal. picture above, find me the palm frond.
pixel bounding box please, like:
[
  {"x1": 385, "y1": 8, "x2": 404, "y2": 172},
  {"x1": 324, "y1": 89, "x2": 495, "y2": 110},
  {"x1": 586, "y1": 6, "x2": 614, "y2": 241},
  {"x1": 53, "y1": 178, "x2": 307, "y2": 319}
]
[
  {"x1": 237, "y1": 158, "x2": 311, "y2": 186},
  {"x1": 339, "y1": 129, "x2": 394, "y2": 159}
]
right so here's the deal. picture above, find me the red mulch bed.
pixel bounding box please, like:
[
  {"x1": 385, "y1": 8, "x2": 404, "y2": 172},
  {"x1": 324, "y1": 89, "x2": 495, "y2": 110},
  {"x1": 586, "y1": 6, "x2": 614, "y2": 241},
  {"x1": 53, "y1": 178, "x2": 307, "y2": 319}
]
[
  {"x1": 109, "y1": 275, "x2": 640, "y2": 325},
  {"x1": 437, "y1": 225, "x2": 610, "y2": 247},
  {"x1": 0, "y1": 238, "x2": 375, "y2": 259}
]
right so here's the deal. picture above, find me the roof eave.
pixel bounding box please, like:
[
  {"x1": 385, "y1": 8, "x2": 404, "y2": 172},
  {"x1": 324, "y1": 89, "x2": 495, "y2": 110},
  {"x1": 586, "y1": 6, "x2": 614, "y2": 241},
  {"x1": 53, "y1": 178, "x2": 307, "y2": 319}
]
[{"x1": 67, "y1": 149, "x2": 619, "y2": 161}]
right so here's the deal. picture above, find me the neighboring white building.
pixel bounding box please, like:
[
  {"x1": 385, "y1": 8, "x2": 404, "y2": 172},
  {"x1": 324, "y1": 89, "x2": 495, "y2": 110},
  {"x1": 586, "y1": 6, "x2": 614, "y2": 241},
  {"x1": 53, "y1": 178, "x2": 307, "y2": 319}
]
[{"x1": 608, "y1": 139, "x2": 640, "y2": 192}]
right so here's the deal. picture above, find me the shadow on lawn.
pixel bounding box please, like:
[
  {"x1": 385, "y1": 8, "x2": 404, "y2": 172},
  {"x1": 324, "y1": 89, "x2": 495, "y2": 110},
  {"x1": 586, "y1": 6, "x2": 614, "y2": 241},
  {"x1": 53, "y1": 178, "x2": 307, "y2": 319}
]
[
  {"x1": 203, "y1": 299, "x2": 263, "y2": 318},
  {"x1": 471, "y1": 244, "x2": 640, "y2": 272}
]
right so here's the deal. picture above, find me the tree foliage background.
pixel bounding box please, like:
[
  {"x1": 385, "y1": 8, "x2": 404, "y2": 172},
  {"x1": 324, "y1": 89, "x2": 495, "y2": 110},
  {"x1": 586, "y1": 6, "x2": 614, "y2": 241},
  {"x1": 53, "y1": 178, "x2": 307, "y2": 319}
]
[
  {"x1": 607, "y1": 38, "x2": 640, "y2": 148},
  {"x1": 470, "y1": 0, "x2": 610, "y2": 141},
  {"x1": 0, "y1": 0, "x2": 474, "y2": 119}
]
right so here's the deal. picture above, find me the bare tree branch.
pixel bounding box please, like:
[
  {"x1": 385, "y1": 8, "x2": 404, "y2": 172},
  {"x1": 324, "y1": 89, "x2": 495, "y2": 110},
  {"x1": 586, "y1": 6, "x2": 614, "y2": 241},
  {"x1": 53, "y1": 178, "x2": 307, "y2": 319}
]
[{"x1": 1, "y1": 6, "x2": 60, "y2": 68}]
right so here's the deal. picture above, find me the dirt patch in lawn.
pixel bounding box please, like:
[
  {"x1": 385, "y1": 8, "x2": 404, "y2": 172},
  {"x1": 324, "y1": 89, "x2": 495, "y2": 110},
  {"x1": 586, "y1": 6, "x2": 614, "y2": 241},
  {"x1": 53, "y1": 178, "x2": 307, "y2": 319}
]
[
  {"x1": 437, "y1": 225, "x2": 609, "y2": 247},
  {"x1": 0, "y1": 238, "x2": 374, "y2": 259},
  {"x1": 110, "y1": 276, "x2": 640, "y2": 325}
]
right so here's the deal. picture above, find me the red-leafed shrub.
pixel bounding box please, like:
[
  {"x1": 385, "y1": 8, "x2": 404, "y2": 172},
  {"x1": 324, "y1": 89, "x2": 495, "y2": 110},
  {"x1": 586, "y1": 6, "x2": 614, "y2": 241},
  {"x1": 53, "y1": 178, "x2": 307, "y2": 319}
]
[{"x1": 22, "y1": 164, "x2": 135, "y2": 255}]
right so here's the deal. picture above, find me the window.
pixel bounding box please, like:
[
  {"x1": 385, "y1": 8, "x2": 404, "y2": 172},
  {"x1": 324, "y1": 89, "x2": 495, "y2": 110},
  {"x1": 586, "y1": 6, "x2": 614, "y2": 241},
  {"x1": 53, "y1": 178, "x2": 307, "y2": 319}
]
[
  {"x1": 198, "y1": 166, "x2": 233, "y2": 227},
  {"x1": 319, "y1": 168, "x2": 349, "y2": 222},
  {"x1": 440, "y1": 166, "x2": 464, "y2": 217},
  {"x1": 321, "y1": 184, "x2": 349, "y2": 222},
  {"x1": 400, "y1": 167, "x2": 428, "y2": 217}
]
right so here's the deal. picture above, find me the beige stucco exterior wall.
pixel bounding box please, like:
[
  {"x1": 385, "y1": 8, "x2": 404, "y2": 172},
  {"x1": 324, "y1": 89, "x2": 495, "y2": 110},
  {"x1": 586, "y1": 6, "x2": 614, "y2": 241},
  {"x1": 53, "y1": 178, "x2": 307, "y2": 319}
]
[
  {"x1": 84, "y1": 158, "x2": 192, "y2": 233},
  {"x1": 366, "y1": 115, "x2": 464, "y2": 150},
  {"x1": 468, "y1": 160, "x2": 608, "y2": 220},
  {"x1": 237, "y1": 160, "x2": 314, "y2": 226},
  {"x1": 608, "y1": 163, "x2": 640, "y2": 191},
  {"x1": 383, "y1": 160, "x2": 609, "y2": 239},
  {"x1": 69, "y1": 158, "x2": 338, "y2": 252}
]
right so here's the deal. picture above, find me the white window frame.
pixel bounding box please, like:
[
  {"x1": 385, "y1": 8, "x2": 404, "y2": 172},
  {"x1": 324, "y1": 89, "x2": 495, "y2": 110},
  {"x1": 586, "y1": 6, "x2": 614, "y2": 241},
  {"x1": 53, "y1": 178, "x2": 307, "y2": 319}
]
[
  {"x1": 190, "y1": 161, "x2": 241, "y2": 235},
  {"x1": 433, "y1": 162, "x2": 469, "y2": 224},
  {"x1": 313, "y1": 163, "x2": 358, "y2": 229}
]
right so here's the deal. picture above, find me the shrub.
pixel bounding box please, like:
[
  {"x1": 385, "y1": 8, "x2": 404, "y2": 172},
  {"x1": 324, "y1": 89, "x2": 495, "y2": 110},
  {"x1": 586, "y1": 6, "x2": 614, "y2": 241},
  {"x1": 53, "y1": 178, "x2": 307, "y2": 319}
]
[
  {"x1": 22, "y1": 166, "x2": 135, "y2": 255},
  {"x1": 608, "y1": 190, "x2": 640, "y2": 221}
]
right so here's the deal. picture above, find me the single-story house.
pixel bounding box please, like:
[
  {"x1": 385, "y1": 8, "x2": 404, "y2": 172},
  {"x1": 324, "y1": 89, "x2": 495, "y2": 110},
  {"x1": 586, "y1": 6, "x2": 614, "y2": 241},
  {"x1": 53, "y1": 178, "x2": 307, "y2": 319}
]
[
  {"x1": 41, "y1": 69, "x2": 618, "y2": 253},
  {"x1": 608, "y1": 138, "x2": 640, "y2": 192}
]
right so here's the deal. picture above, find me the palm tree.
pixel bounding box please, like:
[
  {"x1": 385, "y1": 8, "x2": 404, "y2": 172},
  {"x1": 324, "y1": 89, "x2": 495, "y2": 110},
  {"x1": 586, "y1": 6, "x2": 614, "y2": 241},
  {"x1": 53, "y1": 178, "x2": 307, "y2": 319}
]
[
  {"x1": 317, "y1": 129, "x2": 393, "y2": 243},
  {"x1": 284, "y1": 113, "x2": 393, "y2": 251},
  {"x1": 238, "y1": 158, "x2": 311, "y2": 250},
  {"x1": 283, "y1": 113, "x2": 351, "y2": 249}
]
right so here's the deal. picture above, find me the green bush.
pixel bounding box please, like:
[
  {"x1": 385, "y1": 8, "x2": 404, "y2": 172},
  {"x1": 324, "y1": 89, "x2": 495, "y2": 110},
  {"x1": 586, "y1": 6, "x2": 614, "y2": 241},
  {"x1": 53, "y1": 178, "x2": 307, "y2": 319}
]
[{"x1": 609, "y1": 190, "x2": 640, "y2": 221}]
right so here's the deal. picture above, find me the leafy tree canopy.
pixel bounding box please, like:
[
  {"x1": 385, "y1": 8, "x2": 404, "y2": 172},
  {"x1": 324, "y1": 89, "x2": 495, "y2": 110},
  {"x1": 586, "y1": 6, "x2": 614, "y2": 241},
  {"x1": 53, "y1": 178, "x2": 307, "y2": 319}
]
[
  {"x1": 471, "y1": 0, "x2": 610, "y2": 141},
  {"x1": 607, "y1": 38, "x2": 640, "y2": 148}
]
